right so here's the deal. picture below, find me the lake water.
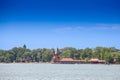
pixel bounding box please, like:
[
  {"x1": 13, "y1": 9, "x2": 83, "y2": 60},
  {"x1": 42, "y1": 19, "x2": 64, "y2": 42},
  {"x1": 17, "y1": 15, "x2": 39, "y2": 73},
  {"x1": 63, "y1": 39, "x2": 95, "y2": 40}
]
[{"x1": 0, "y1": 63, "x2": 120, "y2": 80}]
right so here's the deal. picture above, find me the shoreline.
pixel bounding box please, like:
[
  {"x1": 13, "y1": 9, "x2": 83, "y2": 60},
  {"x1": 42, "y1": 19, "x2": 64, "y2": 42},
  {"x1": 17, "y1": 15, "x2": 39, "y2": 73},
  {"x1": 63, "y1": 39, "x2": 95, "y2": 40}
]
[{"x1": 0, "y1": 62, "x2": 120, "y2": 65}]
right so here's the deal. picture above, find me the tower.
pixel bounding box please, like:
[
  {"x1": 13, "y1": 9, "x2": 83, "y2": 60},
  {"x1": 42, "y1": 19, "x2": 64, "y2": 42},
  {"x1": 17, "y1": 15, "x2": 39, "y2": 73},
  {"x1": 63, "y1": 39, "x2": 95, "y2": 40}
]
[{"x1": 51, "y1": 48, "x2": 60, "y2": 63}]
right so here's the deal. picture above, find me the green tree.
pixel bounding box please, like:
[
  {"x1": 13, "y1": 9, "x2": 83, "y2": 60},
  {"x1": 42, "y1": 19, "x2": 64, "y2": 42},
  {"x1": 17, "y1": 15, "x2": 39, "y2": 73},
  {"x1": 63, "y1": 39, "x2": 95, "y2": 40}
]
[{"x1": 23, "y1": 44, "x2": 27, "y2": 49}]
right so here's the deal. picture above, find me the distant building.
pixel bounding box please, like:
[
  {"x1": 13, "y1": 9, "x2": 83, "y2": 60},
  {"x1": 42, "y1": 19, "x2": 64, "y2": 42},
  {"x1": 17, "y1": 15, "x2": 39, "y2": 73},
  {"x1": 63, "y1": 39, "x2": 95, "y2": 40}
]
[
  {"x1": 88, "y1": 58, "x2": 105, "y2": 64},
  {"x1": 59, "y1": 58, "x2": 86, "y2": 64},
  {"x1": 51, "y1": 48, "x2": 60, "y2": 63},
  {"x1": 51, "y1": 48, "x2": 105, "y2": 64}
]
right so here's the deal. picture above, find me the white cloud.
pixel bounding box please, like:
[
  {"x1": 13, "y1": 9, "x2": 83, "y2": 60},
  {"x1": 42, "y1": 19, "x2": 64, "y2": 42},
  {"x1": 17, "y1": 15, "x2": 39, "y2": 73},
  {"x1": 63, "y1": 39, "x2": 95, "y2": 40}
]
[
  {"x1": 54, "y1": 27, "x2": 73, "y2": 32},
  {"x1": 53, "y1": 23, "x2": 120, "y2": 32}
]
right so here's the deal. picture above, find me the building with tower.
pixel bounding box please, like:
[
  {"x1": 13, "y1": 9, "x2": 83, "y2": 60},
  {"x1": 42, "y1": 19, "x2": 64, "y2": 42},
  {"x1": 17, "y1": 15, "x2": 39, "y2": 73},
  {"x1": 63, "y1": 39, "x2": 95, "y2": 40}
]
[{"x1": 51, "y1": 48, "x2": 105, "y2": 64}]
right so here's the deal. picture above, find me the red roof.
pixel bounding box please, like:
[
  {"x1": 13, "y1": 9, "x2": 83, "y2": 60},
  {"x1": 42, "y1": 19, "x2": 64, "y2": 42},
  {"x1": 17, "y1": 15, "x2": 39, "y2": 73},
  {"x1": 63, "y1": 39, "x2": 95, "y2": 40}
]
[
  {"x1": 60, "y1": 58, "x2": 74, "y2": 61},
  {"x1": 90, "y1": 58, "x2": 99, "y2": 61}
]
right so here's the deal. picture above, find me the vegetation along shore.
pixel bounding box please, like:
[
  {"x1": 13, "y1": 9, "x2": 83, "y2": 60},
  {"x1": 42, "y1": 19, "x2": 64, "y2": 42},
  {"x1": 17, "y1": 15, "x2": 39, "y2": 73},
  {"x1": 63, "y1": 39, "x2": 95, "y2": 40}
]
[{"x1": 0, "y1": 45, "x2": 120, "y2": 64}]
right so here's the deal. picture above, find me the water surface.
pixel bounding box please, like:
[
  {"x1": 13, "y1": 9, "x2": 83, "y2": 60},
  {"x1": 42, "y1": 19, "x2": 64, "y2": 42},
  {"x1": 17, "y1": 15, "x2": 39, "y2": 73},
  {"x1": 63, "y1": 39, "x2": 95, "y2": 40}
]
[{"x1": 0, "y1": 63, "x2": 120, "y2": 80}]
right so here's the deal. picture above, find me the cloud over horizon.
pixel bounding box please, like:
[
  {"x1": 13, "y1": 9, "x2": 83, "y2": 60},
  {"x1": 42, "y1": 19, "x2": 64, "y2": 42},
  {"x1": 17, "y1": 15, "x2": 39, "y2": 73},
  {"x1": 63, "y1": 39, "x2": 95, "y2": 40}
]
[{"x1": 54, "y1": 23, "x2": 120, "y2": 32}]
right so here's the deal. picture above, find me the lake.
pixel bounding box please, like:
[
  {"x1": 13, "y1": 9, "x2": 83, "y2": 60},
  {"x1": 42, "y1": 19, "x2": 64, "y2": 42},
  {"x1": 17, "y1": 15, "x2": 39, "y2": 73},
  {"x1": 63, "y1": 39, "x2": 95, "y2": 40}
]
[{"x1": 0, "y1": 63, "x2": 120, "y2": 80}]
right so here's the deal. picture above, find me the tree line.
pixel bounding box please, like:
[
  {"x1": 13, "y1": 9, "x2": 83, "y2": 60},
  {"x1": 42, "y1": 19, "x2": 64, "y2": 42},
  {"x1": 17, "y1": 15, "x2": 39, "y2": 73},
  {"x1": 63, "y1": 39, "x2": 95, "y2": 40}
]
[{"x1": 0, "y1": 45, "x2": 120, "y2": 64}]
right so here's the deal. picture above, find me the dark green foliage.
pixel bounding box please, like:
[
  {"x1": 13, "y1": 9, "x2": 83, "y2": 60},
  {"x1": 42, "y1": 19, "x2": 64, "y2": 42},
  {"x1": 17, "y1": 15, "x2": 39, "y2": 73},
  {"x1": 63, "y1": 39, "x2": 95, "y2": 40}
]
[
  {"x1": 0, "y1": 45, "x2": 120, "y2": 64},
  {"x1": 23, "y1": 44, "x2": 27, "y2": 49}
]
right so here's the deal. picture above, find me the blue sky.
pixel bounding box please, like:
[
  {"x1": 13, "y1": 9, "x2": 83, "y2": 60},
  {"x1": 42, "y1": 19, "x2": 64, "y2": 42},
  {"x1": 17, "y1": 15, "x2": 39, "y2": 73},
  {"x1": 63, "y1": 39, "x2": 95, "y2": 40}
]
[{"x1": 0, "y1": 0, "x2": 120, "y2": 49}]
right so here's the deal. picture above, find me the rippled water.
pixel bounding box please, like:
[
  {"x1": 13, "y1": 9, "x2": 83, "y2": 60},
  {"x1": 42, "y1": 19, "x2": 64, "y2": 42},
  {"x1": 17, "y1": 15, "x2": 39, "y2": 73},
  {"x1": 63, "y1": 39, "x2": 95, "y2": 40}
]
[{"x1": 0, "y1": 63, "x2": 120, "y2": 80}]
